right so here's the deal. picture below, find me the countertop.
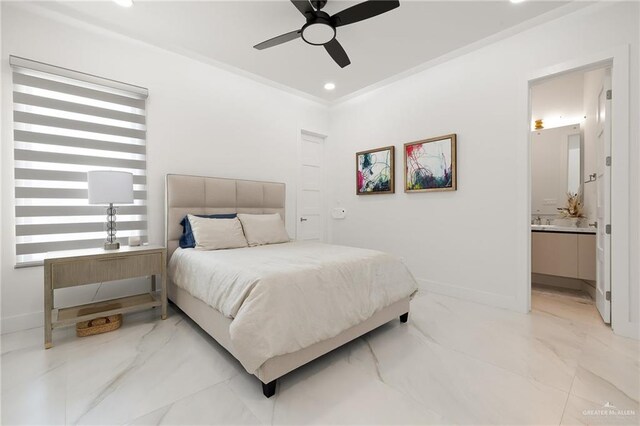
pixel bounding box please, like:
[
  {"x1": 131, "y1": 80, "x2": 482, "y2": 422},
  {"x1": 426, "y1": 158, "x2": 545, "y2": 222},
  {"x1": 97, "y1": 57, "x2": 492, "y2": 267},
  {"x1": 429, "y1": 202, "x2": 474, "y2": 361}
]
[{"x1": 531, "y1": 224, "x2": 596, "y2": 234}]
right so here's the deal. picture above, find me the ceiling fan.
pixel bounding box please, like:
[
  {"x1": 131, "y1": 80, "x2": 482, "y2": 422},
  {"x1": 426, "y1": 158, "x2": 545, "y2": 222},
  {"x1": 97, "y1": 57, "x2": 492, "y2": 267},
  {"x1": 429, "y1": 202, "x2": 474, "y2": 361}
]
[{"x1": 253, "y1": 0, "x2": 400, "y2": 68}]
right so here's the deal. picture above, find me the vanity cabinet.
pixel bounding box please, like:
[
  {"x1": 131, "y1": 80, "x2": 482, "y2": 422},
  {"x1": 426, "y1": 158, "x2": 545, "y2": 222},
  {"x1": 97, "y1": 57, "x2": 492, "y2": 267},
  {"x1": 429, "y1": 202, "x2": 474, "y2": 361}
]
[
  {"x1": 531, "y1": 232, "x2": 596, "y2": 281},
  {"x1": 577, "y1": 234, "x2": 596, "y2": 281}
]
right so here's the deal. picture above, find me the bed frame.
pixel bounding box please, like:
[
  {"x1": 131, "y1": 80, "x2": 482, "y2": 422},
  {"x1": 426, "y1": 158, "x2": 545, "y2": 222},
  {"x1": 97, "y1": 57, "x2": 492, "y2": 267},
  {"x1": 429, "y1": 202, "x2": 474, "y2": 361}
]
[{"x1": 165, "y1": 174, "x2": 410, "y2": 397}]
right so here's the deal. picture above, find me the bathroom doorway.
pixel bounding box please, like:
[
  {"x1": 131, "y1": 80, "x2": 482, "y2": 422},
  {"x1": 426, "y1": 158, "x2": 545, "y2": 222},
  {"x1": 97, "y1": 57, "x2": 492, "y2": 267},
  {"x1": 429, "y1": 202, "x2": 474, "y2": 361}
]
[
  {"x1": 522, "y1": 50, "x2": 634, "y2": 342},
  {"x1": 529, "y1": 65, "x2": 611, "y2": 324}
]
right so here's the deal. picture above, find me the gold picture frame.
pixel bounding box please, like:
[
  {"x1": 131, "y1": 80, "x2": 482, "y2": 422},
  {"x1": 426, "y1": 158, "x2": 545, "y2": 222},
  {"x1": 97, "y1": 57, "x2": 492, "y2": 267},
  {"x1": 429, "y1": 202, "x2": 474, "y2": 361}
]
[
  {"x1": 404, "y1": 134, "x2": 457, "y2": 192},
  {"x1": 355, "y1": 146, "x2": 395, "y2": 195}
]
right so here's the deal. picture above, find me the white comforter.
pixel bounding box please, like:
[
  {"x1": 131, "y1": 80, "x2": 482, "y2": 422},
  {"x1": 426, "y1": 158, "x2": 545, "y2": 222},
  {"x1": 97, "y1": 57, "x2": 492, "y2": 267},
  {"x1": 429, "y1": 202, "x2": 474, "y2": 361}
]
[{"x1": 169, "y1": 241, "x2": 418, "y2": 373}]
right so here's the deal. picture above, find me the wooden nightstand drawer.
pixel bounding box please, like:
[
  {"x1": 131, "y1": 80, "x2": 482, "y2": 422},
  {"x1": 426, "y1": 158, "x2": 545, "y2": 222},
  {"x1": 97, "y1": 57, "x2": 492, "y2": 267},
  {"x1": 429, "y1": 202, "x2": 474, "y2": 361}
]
[{"x1": 52, "y1": 253, "x2": 162, "y2": 288}]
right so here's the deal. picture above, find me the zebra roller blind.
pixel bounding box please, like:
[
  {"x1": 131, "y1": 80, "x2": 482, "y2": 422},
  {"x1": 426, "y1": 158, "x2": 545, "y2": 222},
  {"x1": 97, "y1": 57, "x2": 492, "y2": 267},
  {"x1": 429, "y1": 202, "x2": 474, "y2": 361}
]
[{"x1": 11, "y1": 56, "x2": 149, "y2": 266}]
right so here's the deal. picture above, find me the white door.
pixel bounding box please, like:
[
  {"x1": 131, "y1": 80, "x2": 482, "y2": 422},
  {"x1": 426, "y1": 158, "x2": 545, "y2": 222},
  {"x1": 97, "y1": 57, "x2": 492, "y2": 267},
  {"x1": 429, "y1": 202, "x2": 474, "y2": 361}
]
[
  {"x1": 297, "y1": 131, "x2": 325, "y2": 241},
  {"x1": 595, "y1": 69, "x2": 612, "y2": 323}
]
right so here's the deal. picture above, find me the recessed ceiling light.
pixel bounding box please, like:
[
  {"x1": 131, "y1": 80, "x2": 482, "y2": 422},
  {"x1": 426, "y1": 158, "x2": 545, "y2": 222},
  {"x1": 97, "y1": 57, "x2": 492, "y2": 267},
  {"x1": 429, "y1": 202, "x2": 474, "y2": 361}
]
[
  {"x1": 324, "y1": 82, "x2": 336, "y2": 91},
  {"x1": 113, "y1": 0, "x2": 133, "y2": 8},
  {"x1": 510, "y1": 0, "x2": 526, "y2": 3}
]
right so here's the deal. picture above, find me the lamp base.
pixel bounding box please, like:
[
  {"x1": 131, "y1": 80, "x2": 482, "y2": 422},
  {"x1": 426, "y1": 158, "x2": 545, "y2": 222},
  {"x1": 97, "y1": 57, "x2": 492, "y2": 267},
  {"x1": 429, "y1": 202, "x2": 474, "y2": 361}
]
[{"x1": 104, "y1": 242, "x2": 120, "y2": 250}]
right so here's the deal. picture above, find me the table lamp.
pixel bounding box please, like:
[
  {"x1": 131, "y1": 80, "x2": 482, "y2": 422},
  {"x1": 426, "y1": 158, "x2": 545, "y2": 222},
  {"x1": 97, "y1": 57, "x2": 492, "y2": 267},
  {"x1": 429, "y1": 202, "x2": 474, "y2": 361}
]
[{"x1": 87, "y1": 171, "x2": 134, "y2": 250}]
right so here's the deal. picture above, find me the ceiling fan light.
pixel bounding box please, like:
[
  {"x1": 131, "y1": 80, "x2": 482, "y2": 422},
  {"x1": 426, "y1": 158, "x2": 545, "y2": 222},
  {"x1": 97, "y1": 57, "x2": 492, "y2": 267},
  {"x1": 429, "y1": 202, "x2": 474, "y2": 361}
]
[{"x1": 301, "y1": 22, "x2": 336, "y2": 46}]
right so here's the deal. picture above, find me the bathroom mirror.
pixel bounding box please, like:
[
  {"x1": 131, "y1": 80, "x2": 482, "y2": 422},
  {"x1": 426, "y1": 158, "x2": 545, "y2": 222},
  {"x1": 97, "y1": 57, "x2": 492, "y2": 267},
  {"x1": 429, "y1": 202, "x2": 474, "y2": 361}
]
[{"x1": 531, "y1": 124, "x2": 582, "y2": 216}]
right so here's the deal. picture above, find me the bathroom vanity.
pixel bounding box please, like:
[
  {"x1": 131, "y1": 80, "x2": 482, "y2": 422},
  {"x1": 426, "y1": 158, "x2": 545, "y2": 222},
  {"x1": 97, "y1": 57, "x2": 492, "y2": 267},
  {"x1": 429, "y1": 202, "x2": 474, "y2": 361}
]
[{"x1": 531, "y1": 226, "x2": 596, "y2": 281}]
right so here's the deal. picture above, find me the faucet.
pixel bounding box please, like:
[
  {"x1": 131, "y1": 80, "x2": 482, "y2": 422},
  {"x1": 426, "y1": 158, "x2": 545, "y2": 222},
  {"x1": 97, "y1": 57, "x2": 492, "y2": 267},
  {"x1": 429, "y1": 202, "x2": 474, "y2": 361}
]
[{"x1": 532, "y1": 210, "x2": 543, "y2": 225}]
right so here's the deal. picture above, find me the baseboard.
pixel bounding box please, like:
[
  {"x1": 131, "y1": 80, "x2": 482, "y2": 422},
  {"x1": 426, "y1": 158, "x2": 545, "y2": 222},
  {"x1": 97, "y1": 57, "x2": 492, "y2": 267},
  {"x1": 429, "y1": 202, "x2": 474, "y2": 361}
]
[
  {"x1": 582, "y1": 280, "x2": 596, "y2": 300},
  {"x1": 1, "y1": 311, "x2": 43, "y2": 335},
  {"x1": 532, "y1": 273, "x2": 584, "y2": 291},
  {"x1": 417, "y1": 278, "x2": 521, "y2": 312}
]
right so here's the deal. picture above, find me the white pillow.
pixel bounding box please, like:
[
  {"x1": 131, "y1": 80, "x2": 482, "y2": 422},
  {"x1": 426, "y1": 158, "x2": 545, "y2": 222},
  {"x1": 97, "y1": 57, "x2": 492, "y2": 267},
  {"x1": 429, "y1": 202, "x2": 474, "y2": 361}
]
[
  {"x1": 188, "y1": 214, "x2": 248, "y2": 250},
  {"x1": 237, "y1": 213, "x2": 290, "y2": 246}
]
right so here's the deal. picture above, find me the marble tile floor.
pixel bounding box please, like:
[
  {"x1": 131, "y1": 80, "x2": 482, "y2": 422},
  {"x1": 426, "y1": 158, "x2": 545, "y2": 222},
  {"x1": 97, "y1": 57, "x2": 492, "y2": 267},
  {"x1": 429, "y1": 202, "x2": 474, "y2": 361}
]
[
  {"x1": 531, "y1": 284, "x2": 593, "y2": 303},
  {"x1": 1, "y1": 289, "x2": 638, "y2": 425}
]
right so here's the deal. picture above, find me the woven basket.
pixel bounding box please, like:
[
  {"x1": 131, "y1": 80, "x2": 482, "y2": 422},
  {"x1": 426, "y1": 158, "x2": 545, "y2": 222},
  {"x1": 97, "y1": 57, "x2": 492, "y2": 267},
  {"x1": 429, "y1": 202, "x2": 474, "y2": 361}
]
[{"x1": 76, "y1": 314, "x2": 122, "y2": 337}]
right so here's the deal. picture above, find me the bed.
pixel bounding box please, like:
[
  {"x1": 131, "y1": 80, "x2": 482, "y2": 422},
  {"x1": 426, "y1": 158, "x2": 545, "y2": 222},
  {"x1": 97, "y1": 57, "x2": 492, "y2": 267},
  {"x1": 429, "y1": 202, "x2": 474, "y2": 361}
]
[{"x1": 165, "y1": 174, "x2": 416, "y2": 397}]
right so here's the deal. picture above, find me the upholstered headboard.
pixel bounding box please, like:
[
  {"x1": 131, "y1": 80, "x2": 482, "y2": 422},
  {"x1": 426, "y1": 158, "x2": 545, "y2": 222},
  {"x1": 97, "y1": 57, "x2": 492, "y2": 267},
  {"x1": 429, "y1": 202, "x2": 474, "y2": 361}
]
[{"x1": 165, "y1": 174, "x2": 286, "y2": 260}]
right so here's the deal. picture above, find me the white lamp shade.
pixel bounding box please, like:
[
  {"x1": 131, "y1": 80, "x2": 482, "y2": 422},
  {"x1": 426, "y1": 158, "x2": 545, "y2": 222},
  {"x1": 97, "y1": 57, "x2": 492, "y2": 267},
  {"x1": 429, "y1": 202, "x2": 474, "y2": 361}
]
[{"x1": 87, "y1": 171, "x2": 134, "y2": 204}]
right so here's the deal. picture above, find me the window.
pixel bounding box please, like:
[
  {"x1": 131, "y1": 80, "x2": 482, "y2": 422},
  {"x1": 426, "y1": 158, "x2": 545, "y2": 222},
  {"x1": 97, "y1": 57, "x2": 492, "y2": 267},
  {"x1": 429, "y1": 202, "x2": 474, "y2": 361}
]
[{"x1": 10, "y1": 56, "x2": 149, "y2": 266}]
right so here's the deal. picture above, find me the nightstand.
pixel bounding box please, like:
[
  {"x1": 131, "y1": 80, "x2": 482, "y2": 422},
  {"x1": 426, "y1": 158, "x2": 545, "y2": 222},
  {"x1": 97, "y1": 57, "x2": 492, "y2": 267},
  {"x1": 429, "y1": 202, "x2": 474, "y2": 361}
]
[{"x1": 43, "y1": 245, "x2": 167, "y2": 349}]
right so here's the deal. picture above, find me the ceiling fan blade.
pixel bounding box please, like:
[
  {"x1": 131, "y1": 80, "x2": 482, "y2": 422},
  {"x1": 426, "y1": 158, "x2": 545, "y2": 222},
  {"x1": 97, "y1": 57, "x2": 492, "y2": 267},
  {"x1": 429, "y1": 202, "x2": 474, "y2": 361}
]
[
  {"x1": 331, "y1": 0, "x2": 399, "y2": 28},
  {"x1": 324, "y1": 38, "x2": 351, "y2": 68},
  {"x1": 290, "y1": 0, "x2": 314, "y2": 17},
  {"x1": 253, "y1": 30, "x2": 301, "y2": 50}
]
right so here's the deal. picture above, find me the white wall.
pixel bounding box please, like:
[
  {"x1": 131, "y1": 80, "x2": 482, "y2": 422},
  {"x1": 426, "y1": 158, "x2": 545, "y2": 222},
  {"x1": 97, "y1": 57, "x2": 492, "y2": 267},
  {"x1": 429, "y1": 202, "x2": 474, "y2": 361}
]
[
  {"x1": 0, "y1": 4, "x2": 329, "y2": 333},
  {"x1": 530, "y1": 71, "x2": 584, "y2": 129},
  {"x1": 326, "y1": 1, "x2": 639, "y2": 333}
]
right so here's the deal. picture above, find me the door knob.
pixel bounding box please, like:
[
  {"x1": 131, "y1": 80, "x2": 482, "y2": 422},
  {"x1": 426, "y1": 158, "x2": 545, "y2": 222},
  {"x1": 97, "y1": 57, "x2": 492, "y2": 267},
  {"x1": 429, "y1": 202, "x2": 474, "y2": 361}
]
[{"x1": 300, "y1": 217, "x2": 308, "y2": 222}]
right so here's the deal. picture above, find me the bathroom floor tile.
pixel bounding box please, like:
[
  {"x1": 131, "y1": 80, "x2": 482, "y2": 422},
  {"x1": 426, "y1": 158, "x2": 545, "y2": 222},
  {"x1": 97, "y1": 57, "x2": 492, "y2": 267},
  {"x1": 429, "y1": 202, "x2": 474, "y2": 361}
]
[{"x1": 532, "y1": 289, "x2": 603, "y2": 328}]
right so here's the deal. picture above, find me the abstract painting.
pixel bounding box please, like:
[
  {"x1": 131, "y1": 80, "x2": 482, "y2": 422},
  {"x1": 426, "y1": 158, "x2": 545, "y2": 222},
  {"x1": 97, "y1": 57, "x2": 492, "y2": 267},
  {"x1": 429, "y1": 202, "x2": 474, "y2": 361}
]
[
  {"x1": 404, "y1": 134, "x2": 457, "y2": 192},
  {"x1": 356, "y1": 146, "x2": 395, "y2": 195}
]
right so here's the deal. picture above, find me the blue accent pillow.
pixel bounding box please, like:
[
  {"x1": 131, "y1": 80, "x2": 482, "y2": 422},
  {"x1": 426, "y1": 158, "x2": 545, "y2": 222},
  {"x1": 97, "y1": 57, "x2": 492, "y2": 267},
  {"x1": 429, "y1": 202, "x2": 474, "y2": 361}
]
[{"x1": 179, "y1": 213, "x2": 237, "y2": 248}]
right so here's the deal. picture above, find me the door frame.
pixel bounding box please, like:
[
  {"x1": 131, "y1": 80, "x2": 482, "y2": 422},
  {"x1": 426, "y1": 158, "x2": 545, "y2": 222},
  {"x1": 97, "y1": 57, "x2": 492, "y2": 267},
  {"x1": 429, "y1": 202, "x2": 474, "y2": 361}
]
[
  {"x1": 520, "y1": 45, "x2": 635, "y2": 339},
  {"x1": 296, "y1": 129, "x2": 328, "y2": 242}
]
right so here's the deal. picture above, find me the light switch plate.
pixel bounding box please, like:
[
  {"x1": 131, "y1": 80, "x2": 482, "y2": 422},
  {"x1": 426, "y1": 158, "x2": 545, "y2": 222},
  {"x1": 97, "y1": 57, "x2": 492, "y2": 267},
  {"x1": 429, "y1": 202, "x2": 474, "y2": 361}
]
[{"x1": 331, "y1": 208, "x2": 346, "y2": 219}]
